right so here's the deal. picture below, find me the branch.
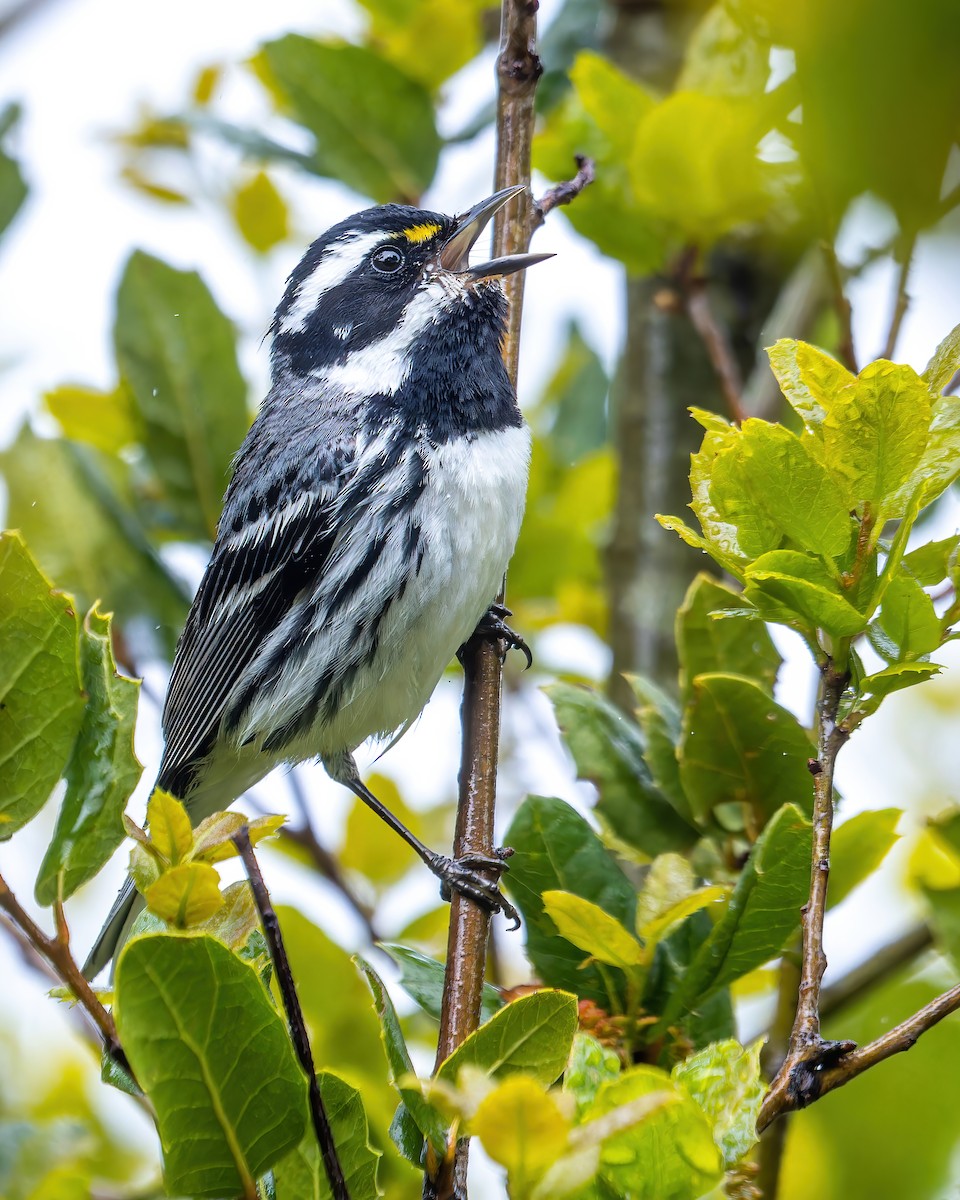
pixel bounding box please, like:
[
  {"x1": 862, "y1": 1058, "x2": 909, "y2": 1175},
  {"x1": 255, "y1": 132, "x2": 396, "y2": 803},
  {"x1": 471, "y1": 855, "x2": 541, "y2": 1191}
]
[
  {"x1": 682, "y1": 265, "x2": 748, "y2": 424},
  {"x1": 881, "y1": 230, "x2": 917, "y2": 361},
  {"x1": 821, "y1": 240, "x2": 858, "y2": 373},
  {"x1": 232, "y1": 829, "x2": 350, "y2": 1200},
  {"x1": 532, "y1": 155, "x2": 595, "y2": 228},
  {"x1": 0, "y1": 871, "x2": 125, "y2": 1066},
  {"x1": 426, "y1": 3, "x2": 542, "y2": 1197},
  {"x1": 758, "y1": 661, "x2": 852, "y2": 1130}
]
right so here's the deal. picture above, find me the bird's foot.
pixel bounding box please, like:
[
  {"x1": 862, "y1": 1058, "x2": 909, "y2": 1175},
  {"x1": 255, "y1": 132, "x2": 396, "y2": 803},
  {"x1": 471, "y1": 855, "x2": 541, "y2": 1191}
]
[
  {"x1": 429, "y1": 847, "x2": 520, "y2": 930},
  {"x1": 458, "y1": 602, "x2": 532, "y2": 669}
]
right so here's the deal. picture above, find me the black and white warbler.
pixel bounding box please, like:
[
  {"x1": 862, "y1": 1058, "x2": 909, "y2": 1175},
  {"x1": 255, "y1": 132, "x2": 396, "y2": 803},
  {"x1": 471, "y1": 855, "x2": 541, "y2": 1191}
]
[{"x1": 83, "y1": 185, "x2": 551, "y2": 977}]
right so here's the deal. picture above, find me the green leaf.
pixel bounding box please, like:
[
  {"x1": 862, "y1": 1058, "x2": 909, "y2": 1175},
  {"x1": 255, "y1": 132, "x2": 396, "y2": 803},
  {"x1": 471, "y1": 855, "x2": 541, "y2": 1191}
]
[
  {"x1": 542, "y1": 892, "x2": 643, "y2": 970},
  {"x1": 672, "y1": 1039, "x2": 764, "y2": 1168},
  {"x1": 894, "y1": 393, "x2": 960, "y2": 510},
  {"x1": 564, "y1": 1033, "x2": 621, "y2": 1117},
  {"x1": 679, "y1": 674, "x2": 815, "y2": 826},
  {"x1": 533, "y1": 51, "x2": 663, "y2": 274},
  {"x1": 663, "y1": 804, "x2": 812, "y2": 1022},
  {"x1": 380, "y1": 943, "x2": 502, "y2": 1024},
  {"x1": 354, "y1": 956, "x2": 448, "y2": 1154},
  {"x1": 144, "y1": 862, "x2": 224, "y2": 927},
  {"x1": 878, "y1": 571, "x2": 941, "y2": 659},
  {"x1": 744, "y1": 550, "x2": 867, "y2": 637},
  {"x1": 766, "y1": 339, "x2": 855, "y2": 430},
  {"x1": 676, "y1": 574, "x2": 781, "y2": 696},
  {"x1": 438, "y1": 990, "x2": 578, "y2": 1087},
  {"x1": 45, "y1": 383, "x2": 139, "y2": 455},
  {"x1": 546, "y1": 683, "x2": 698, "y2": 856},
  {"x1": 683, "y1": 420, "x2": 751, "y2": 575},
  {"x1": 355, "y1": 0, "x2": 492, "y2": 91},
  {"x1": 677, "y1": 4, "x2": 772, "y2": 99},
  {"x1": 902, "y1": 536, "x2": 960, "y2": 586},
  {"x1": 0, "y1": 104, "x2": 27, "y2": 240},
  {"x1": 852, "y1": 662, "x2": 942, "y2": 720},
  {"x1": 504, "y1": 796, "x2": 637, "y2": 1009},
  {"x1": 583, "y1": 1067, "x2": 723, "y2": 1200},
  {"x1": 830, "y1": 809, "x2": 901, "y2": 907},
  {"x1": 540, "y1": 322, "x2": 609, "y2": 465},
  {"x1": 0, "y1": 427, "x2": 189, "y2": 656},
  {"x1": 274, "y1": 1073, "x2": 381, "y2": 1199},
  {"x1": 0, "y1": 532, "x2": 84, "y2": 840},
  {"x1": 256, "y1": 36, "x2": 440, "y2": 203},
  {"x1": 630, "y1": 678, "x2": 691, "y2": 824},
  {"x1": 35, "y1": 606, "x2": 142, "y2": 904},
  {"x1": 231, "y1": 170, "x2": 289, "y2": 253},
  {"x1": 711, "y1": 420, "x2": 854, "y2": 560},
  {"x1": 922, "y1": 321, "x2": 960, "y2": 395},
  {"x1": 114, "y1": 934, "x2": 307, "y2": 1197},
  {"x1": 114, "y1": 250, "x2": 249, "y2": 541},
  {"x1": 822, "y1": 360, "x2": 931, "y2": 520}
]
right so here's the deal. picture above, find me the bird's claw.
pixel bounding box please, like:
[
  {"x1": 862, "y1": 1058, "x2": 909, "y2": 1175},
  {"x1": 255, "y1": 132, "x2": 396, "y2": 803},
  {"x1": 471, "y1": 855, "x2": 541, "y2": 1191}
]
[
  {"x1": 432, "y1": 848, "x2": 520, "y2": 930},
  {"x1": 458, "y1": 602, "x2": 532, "y2": 669}
]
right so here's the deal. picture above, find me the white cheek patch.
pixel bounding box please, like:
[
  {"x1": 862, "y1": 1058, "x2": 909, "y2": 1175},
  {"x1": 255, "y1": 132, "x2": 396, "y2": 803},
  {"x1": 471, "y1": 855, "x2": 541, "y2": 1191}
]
[
  {"x1": 317, "y1": 282, "x2": 452, "y2": 397},
  {"x1": 278, "y1": 231, "x2": 385, "y2": 335}
]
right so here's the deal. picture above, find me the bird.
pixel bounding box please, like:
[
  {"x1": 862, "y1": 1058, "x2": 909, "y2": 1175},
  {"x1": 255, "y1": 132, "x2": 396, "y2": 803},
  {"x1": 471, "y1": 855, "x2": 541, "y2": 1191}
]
[{"x1": 82, "y1": 185, "x2": 551, "y2": 978}]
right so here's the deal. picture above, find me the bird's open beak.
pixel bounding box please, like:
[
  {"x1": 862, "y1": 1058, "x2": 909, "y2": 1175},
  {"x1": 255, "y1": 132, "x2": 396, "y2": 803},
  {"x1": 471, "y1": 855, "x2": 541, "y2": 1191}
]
[{"x1": 438, "y1": 185, "x2": 554, "y2": 279}]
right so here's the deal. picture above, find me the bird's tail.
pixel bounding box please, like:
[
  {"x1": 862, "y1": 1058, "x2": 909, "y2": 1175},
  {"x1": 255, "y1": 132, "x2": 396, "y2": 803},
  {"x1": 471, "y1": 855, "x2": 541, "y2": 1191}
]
[{"x1": 81, "y1": 877, "x2": 144, "y2": 980}]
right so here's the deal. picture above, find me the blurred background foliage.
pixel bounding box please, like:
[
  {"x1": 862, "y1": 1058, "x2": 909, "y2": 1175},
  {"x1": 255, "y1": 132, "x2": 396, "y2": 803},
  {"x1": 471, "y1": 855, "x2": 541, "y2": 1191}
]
[{"x1": 2, "y1": 0, "x2": 960, "y2": 1196}]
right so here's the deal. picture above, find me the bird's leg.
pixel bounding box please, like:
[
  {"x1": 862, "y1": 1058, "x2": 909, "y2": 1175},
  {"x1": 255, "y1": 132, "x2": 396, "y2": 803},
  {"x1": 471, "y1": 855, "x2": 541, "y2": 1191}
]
[
  {"x1": 342, "y1": 775, "x2": 520, "y2": 929},
  {"x1": 457, "y1": 601, "x2": 532, "y2": 670}
]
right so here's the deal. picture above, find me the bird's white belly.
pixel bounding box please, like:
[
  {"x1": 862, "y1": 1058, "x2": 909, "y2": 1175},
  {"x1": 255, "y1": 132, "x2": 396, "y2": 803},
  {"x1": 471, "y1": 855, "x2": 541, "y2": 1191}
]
[{"x1": 317, "y1": 423, "x2": 531, "y2": 753}]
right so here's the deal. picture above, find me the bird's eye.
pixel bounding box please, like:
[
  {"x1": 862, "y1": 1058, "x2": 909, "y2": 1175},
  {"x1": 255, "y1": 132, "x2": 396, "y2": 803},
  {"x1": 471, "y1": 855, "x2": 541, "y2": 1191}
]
[{"x1": 371, "y1": 246, "x2": 404, "y2": 274}]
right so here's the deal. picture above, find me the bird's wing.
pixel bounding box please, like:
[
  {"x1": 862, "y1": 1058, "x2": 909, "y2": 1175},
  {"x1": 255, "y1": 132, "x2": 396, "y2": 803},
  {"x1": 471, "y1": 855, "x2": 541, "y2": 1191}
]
[{"x1": 158, "y1": 438, "x2": 353, "y2": 798}]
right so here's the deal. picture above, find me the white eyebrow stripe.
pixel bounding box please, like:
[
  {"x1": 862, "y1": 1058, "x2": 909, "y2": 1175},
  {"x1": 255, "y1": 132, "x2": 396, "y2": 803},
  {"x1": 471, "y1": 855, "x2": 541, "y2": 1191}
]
[{"x1": 278, "y1": 230, "x2": 386, "y2": 334}]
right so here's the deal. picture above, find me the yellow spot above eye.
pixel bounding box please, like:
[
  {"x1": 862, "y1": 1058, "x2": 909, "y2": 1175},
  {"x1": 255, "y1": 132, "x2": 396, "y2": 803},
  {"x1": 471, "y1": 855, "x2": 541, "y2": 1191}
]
[{"x1": 398, "y1": 223, "x2": 442, "y2": 244}]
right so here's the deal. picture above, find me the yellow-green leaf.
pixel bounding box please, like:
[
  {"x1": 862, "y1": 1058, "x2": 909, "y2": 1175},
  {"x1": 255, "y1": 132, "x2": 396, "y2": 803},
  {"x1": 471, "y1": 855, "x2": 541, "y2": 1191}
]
[
  {"x1": 543, "y1": 891, "x2": 643, "y2": 970},
  {"x1": 144, "y1": 862, "x2": 223, "y2": 927},
  {"x1": 146, "y1": 790, "x2": 193, "y2": 864},
  {"x1": 767, "y1": 339, "x2": 855, "y2": 430},
  {"x1": 231, "y1": 171, "x2": 289, "y2": 254},
  {"x1": 471, "y1": 1075, "x2": 571, "y2": 1189},
  {"x1": 45, "y1": 383, "x2": 139, "y2": 454}
]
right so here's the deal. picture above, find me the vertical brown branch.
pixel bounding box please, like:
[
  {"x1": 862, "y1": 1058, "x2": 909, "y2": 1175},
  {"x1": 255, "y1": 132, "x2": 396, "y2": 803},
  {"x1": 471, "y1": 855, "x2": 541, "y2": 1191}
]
[{"x1": 426, "y1": 3, "x2": 541, "y2": 1198}]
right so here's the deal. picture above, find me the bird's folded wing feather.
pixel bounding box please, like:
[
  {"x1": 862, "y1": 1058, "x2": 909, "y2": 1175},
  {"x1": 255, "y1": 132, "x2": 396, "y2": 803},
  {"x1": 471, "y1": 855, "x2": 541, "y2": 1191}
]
[{"x1": 158, "y1": 441, "x2": 353, "y2": 796}]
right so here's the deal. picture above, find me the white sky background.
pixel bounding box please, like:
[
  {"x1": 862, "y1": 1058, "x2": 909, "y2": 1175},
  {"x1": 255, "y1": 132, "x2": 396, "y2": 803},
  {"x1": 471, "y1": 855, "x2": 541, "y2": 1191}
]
[{"x1": 1, "y1": 0, "x2": 960, "y2": 1190}]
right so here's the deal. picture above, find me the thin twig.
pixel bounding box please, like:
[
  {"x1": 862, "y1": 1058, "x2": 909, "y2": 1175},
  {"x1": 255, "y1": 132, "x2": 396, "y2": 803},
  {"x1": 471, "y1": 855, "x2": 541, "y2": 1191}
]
[
  {"x1": 758, "y1": 663, "x2": 852, "y2": 1130},
  {"x1": 532, "y1": 154, "x2": 595, "y2": 227},
  {"x1": 821, "y1": 240, "x2": 858, "y2": 373},
  {"x1": 426, "y1": 3, "x2": 543, "y2": 1198},
  {"x1": 0, "y1": 872, "x2": 127, "y2": 1065},
  {"x1": 683, "y1": 270, "x2": 748, "y2": 424},
  {"x1": 881, "y1": 230, "x2": 917, "y2": 360},
  {"x1": 232, "y1": 829, "x2": 349, "y2": 1200}
]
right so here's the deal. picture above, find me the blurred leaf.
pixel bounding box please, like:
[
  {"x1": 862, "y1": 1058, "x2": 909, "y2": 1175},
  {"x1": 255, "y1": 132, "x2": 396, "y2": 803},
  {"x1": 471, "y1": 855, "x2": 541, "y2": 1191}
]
[
  {"x1": 0, "y1": 532, "x2": 83, "y2": 840},
  {"x1": 564, "y1": 1033, "x2": 621, "y2": 1117},
  {"x1": 547, "y1": 683, "x2": 698, "y2": 855},
  {"x1": 114, "y1": 934, "x2": 307, "y2": 1197},
  {"x1": 438, "y1": 990, "x2": 578, "y2": 1087},
  {"x1": 114, "y1": 250, "x2": 249, "y2": 541},
  {"x1": 631, "y1": 91, "x2": 773, "y2": 244},
  {"x1": 144, "y1": 862, "x2": 224, "y2": 927},
  {"x1": 381, "y1": 943, "x2": 502, "y2": 1023},
  {"x1": 44, "y1": 383, "x2": 139, "y2": 455},
  {"x1": 538, "y1": 322, "x2": 609, "y2": 465},
  {"x1": 672, "y1": 1039, "x2": 764, "y2": 1167},
  {"x1": 192, "y1": 63, "x2": 222, "y2": 107},
  {"x1": 676, "y1": 574, "x2": 781, "y2": 696},
  {"x1": 663, "y1": 804, "x2": 811, "y2": 1022},
  {"x1": 710, "y1": 420, "x2": 853, "y2": 560},
  {"x1": 355, "y1": 957, "x2": 448, "y2": 1155},
  {"x1": 471, "y1": 1075, "x2": 571, "y2": 1194},
  {"x1": 767, "y1": 339, "x2": 855, "y2": 430},
  {"x1": 877, "y1": 571, "x2": 941, "y2": 660},
  {"x1": 542, "y1": 891, "x2": 643, "y2": 970},
  {"x1": 829, "y1": 808, "x2": 901, "y2": 907},
  {"x1": 0, "y1": 103, "x2": 27, "y2": 240},
  {"x1": 274, "y1": 1072, "x2": 382, "y2": 1199},
  {"x1": 923, "y1": 321, "x2": 960, "y2": 395},
  {"x1": 822, "y1": 360, "x2": 931, "y2": 521},
  {"x1": 256, "y1": 36, "x2": 440, "y2": 203},
  {"x1": 678, "y1": 4, "x2": 771, "y2": 98},
  {"x1": 504, "y1": 795, "x2": 636, "y2": 1008},
  {"x1": 583, "y1": 1067, "x2": 723, "y2": 1200},
  {"x1": 744, "y1": 550, "x2": 866, "y2": 637},
  {"x1": 35, "y1": 606, "x2": 142, "y2": 904},
  {"x1": 119, "y1": 165, "x2": 190, "y2": 205},
  {"x1": 340, "y1": 773, "x2": 423, "y2": 885},
  {"x1": 0, "y1": 426, "x2": 189, "y2": 655},
  {"x1": 356, "y1": 0, "x2": 494, "y2": 91},
  {"x1": 191, "y1": 810, "x2": 284, "y2": 862},
  {"x1": 679, "y1": 673, "x2": 814, "y2": 826},
  {"x1": 198, "y1": 881, "x2": 260, "y2": 954},
  {"x1": 231, "y1": 170, "x2": 289, "y2": 253},
  {"x1": 533, "y1": 51, "x2": 664, "y2": 274}
]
